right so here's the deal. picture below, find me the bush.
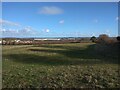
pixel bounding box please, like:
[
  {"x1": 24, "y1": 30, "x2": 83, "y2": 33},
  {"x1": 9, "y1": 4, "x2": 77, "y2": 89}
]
[
  {"x1": 97, "y1": 34, "x2": 112, "y2": 44},
  {"x1": 90, "y1": 36, "x2": 96, "y2": 42},
  {"x1": 117, "y1": 36, "x2": 120, "y2": 41}
]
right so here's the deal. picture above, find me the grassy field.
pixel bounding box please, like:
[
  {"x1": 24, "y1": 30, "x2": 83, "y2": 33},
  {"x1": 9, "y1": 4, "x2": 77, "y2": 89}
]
[{"x1": 2, "y1": 43, "x2": 119, "y2": 88}]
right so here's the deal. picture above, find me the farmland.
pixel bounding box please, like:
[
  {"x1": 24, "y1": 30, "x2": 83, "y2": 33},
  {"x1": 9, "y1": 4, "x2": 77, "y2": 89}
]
[{"x1": 2, "y1": 43, "x2": 119, "y2": 88}]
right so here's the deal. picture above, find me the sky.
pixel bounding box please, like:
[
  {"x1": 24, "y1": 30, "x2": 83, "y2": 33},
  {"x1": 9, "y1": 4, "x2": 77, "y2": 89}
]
[{"x1": 0, "y1": 2, "x2": 119, "y2": 37}]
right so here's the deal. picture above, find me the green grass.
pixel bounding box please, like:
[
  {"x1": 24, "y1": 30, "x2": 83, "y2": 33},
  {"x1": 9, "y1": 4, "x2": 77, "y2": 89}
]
[{"x1": 2, "y1": 43, "x2": 119, "y2": 88}]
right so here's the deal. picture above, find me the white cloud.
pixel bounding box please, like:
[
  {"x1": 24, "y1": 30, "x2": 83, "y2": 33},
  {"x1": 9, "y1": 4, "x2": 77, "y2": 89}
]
[
  {"x1": 106, "y1": 30, "x2": 110, "y2": 33},
  {"x1": 39, "y1": 6, "x2": 63, "y2": 15},
  {"x1": 0, "y1": 28, "x2": 6, "y2": 32},
  {"x1": 0, "y1": 28, "x2": 18, "y2": 33},
  {"x1": 115, "y1": 16, "x2": 119, "y2": 21},
  {"x1": 93, "y1": 19, "x2": 98, "y2": 23},
  {"x1": 19, "y1": 26, "x2": 39, "y2": 36},
  {"x1": 1, "y1": 26, "x2": 39, "y2": 37},
  {"x1": 91, "y1": 33, "x2": 95, "y2": 36},
  {"x1": 1, "y1": 28, "x2": 19, "y2": 37},
  {"x1": 59, "y1": 20, "x2": 64, "y2": 24},
  {"x1": 21, "y1": 26, "x2": 33, "y2": 32},
  {"x1": 0, "y1": 19, "x2": 40, "y2": 37},
  {"x1": 42, "y1": 29, "x2": 50, "y2": 33},
  {"x1": 0, "y1": 19, "x2": 20, "y2": 26},
  {"x1": 105, "y1": 29, "x2": 110, "y2": 36}
]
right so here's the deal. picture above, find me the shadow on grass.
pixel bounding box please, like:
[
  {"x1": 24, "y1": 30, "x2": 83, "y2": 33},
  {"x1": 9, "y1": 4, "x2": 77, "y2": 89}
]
[
  {"x1": 29, "y1": 46, "x2": 96, "y2": 59},
  {"x1": 4, "y1": 44, "x2": 118, "y2": 65},
  {"x1": 5, "y1": 53, "x2": 104, "y2": 65},
  {"x1": 31, "y1": 44, "x2": 118, "y2": 64}
]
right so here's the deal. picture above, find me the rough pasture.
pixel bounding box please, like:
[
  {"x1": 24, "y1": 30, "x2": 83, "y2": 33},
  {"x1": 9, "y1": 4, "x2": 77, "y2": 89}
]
[{"x1": 2, "y1": 43, "x2": 119, "y2": 88}]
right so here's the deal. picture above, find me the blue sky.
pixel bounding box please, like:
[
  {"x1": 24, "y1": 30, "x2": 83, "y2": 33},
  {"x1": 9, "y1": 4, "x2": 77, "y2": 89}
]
[{"x1": 1, "y1": 2, "x2": 119, "y2": 37}]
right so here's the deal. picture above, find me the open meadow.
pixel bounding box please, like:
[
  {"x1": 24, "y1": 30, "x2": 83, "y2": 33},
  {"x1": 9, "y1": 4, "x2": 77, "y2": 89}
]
[{"x1": 2, "y1": 43, "x2": 119, "y2": 88}]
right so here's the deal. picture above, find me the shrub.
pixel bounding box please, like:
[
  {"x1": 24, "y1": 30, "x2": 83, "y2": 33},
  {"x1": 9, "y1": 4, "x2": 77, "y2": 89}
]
[
  {"x1": 90, "y1": 36, "x2": 96, "y2": 42},
  {"x1": 117, "y1": 36, "x2": 120, "y2": 41},
  {"x1": 97, "y1": 34, "x2": 111, "y2": 44}
]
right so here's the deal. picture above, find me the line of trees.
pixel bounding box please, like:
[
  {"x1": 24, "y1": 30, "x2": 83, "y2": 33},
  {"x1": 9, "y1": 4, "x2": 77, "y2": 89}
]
[
  {"x1": 90, "y1": 34, "x2": 119, "y2": 44},
  {"x1": 1, "y1": 34, "x2": 120, "y2": 45}
]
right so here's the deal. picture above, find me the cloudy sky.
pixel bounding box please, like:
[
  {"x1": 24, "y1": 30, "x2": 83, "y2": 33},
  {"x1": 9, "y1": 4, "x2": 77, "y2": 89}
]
[{"x1": 1, "y1": 2, "x2": 119, "y2": 37}]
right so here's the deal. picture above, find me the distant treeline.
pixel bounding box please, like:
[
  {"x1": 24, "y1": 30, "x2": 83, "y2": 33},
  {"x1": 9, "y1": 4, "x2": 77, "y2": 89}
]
[{"x1": 0, "y1": 34, "x2": 120, "y2": 45}]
